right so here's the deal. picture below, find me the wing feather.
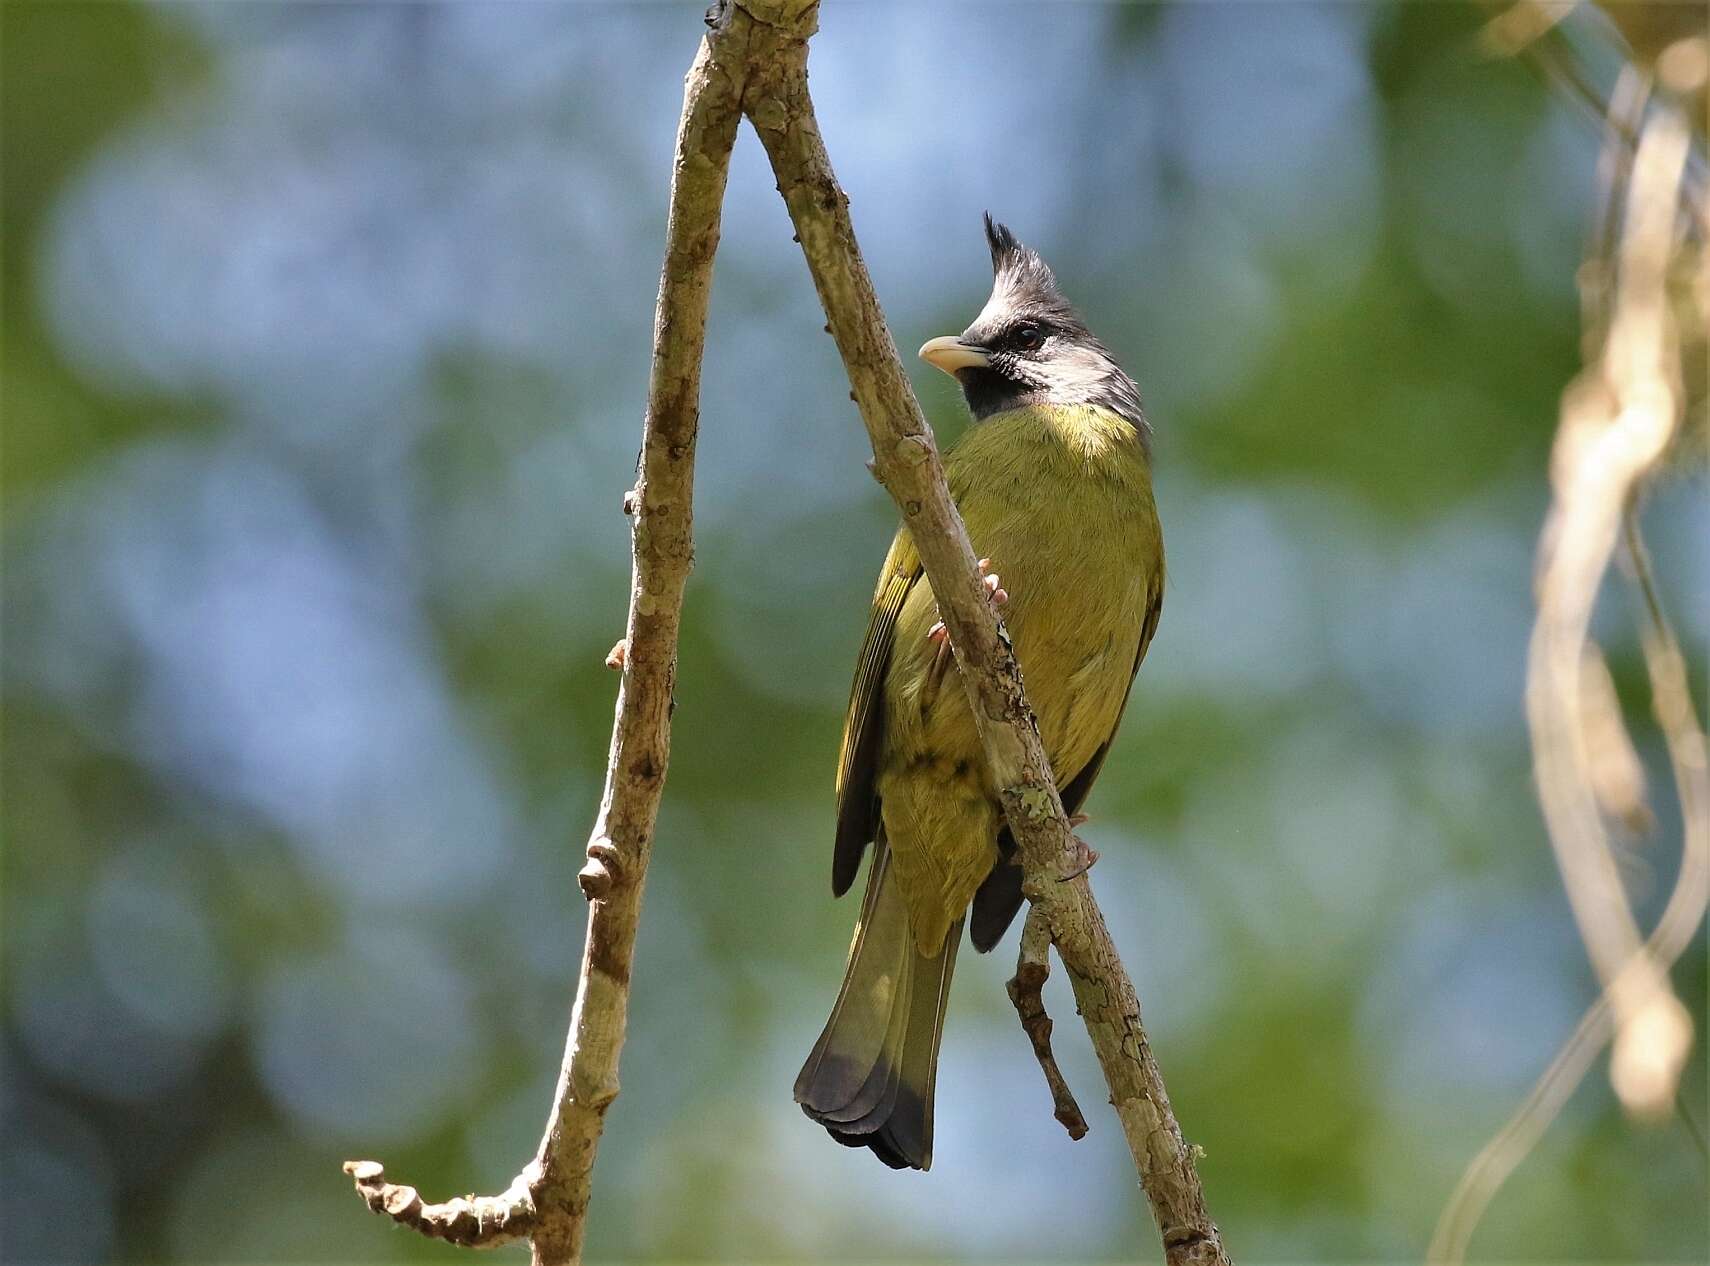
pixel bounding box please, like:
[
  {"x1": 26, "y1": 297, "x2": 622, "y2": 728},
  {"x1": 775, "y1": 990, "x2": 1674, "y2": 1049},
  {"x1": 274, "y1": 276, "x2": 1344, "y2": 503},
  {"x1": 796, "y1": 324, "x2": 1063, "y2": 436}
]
[
  {"x1": 832, "y1": 532, "x2": 922, "y2": 896},
  {"x1": 1059, "y1": 571, "x2": 1164, "y2": 815},
  {"x1": 969, "y1": 572, "x2": 1164, "y2": 951}
]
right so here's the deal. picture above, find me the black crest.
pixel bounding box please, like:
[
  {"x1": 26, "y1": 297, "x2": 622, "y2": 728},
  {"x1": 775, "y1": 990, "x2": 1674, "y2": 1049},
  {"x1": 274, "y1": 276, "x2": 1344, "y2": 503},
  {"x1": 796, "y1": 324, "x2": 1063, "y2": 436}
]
[
  {"x1": 983, "y1": 213, "x2": 1074, "y2": 321},
  {"x1": 962, "y1": 214, "x2": 1149, "y2": 438}
]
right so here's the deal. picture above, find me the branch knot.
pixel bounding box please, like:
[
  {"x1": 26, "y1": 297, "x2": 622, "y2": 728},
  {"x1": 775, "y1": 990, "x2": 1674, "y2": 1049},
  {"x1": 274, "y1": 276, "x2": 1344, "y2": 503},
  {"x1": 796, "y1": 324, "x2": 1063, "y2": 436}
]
[{"x1": 578, "y1": 839, "x2": 623, "y2": 901}]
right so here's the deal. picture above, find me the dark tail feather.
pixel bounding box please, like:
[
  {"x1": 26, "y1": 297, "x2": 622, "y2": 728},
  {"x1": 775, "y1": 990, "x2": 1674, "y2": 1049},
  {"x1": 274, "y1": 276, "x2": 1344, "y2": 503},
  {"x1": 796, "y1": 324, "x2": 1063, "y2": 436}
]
[
  {"x1": 970, "y1": 828, "x2": 1024, "y2": 953},
  {"x1": 794, "y1": 838, "x2": 961, "y2": 1170}
]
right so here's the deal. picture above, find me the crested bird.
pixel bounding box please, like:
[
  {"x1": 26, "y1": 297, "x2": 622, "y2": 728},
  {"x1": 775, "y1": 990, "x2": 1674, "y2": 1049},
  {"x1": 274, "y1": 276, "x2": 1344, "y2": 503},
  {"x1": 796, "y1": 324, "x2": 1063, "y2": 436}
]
[{"x1": 794, "y1": 216, "x2": 1166, "y2": 1170}]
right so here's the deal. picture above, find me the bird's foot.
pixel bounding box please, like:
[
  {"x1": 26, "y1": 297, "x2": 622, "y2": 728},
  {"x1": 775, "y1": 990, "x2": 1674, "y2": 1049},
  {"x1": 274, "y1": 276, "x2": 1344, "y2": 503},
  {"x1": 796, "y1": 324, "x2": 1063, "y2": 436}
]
[
  {"x1": 926, "y1": 559, "x2": 1007, "y2": 647},
  {"x1": 1059, "y1": 835, "x2": 1099, "y2": 882},
  {"x1": 923, "y1": 562, "x2": 1005, "y2": 706}
]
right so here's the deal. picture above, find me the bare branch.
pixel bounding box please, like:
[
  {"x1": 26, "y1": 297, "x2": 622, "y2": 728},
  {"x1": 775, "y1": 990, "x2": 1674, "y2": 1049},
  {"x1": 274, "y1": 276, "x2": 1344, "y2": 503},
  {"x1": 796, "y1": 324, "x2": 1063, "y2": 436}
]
[
  {"x1": 741, "y1": 22, "x2": 1230, "y2": 1265},
  {"x1": 1527, "y1": 105, "x2": 1696, "y2": 1124},
  {"x1": 1427, "y1": 519, "x2": 1710, "y2": 1264},
  {"x1": 340, "y1": 9, "x2": 753, "y2": 1261},
  {"x1": 1477, "y1": 3, "x2": 1707, "y2": 229},
  {"x1": 1615, "y1": 512, "x2": 1710, "y2": 1116},
  {"x1": 1429, "y1": 89, "x2": 1709, "y2": 1266},
  {"x1": 1006, "y1": 905, "x2": 1090, "y2": 1141},
  {"x1": 341, "y1": 5, "x2": 1228, "y2": 1262},
  {"x1": 343, "y1": 1161, "x2": 536, "y2": 1249}
]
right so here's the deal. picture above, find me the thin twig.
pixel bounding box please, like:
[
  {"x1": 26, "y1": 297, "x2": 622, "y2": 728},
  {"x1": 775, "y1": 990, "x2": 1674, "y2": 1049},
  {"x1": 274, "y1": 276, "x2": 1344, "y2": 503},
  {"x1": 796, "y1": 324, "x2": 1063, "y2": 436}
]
[
  {"x1": 341, "y1": 11, "x2": 751, "y2": 1262},
  {"x1": 342, "y1": 1161, "x2": 536, "y2": 1249},
  {"x1": 1006, "y1": 905, "x2": 1090, "y2": 1141},
  {"x1": 1527, "y1": 104, "x2": 1694, "y2": 1123},
  {"x1": 1428, "y1": 97, "x2": 1708, "y2": 1265},
  {"x1": 1427, "y1": 513, "x2": 1710, "y2": 1263},
  {"x1": 1675, "y1": 1090, "x2": 1710, "y2": 1165},
  {"x1": 1618, "y1": 511, "x2": 1710, "y2": 1086},
  {"x1": 340, "y1": 3, "x2": 1227, "y2": 1259},
  {"x1": 1427, "y1": 986, "x2": 1615, "y2": 1265},
  {"x1": 741, "y1": 15, "x2": 1229, "y2": 1263},
  {"x1": 1581, "y1": 66, "x2": 1653, "y2": 353},
  {"x1": 1478, "y1": 3, "x2": 1707, "y2": 228},
  {"x1": 1476, "y1": 0, "x2": 1577, "y2": 64},
  {"x1": 1577, "y1": 642, "x2": 1653, "y2": 835}
]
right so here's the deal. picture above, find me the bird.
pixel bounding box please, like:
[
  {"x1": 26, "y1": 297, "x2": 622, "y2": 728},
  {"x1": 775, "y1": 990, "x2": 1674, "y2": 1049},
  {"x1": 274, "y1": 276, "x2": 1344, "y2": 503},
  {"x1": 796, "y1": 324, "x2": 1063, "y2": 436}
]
[{"x1": 793, "y1": 215, "x2": 1165, "y2": 1170}]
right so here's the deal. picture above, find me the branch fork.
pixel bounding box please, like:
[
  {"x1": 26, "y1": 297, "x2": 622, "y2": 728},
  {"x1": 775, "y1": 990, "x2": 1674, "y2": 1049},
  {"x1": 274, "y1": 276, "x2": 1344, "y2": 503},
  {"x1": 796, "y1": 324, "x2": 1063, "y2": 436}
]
[
  {"x1": 342, "y1": 4, "x2": 1227, "y2": 1263},
  {"x1": 746, "y1": 18, "x2": 1229, "y2": 1263},
  {"x1": 1006, "y1": 905, "x2": 1090, "y2": 1141},
  {"x1": 343, "y1": 1161, "x2": 537, "y2": 1249},
  {"x1": 342, "y1": 7, "x2": 753, "y2": 1261}
]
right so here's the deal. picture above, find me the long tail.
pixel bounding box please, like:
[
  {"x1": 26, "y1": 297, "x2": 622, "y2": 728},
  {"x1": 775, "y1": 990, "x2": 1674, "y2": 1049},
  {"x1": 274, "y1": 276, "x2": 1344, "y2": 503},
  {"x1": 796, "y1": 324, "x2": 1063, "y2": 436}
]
[{"x1": 794, "y1": 837, "x2": 961, "y2": 1170}]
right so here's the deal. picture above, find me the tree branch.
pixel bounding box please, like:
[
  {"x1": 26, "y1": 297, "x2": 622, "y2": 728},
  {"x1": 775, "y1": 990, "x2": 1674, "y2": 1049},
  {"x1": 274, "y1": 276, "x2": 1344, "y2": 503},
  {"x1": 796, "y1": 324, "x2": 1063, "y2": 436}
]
[
  {"x1": 1524, "y1": 106, "x2": 1697, "y2": 1123},
  {"x1": 1007, "y1": 905, "x2": 1090, "y2": 1141},
  {"x1": 342, "y1": 1161, "x2": 536, "y2": 1249},
  {"x1": 1429, "y1": 91, "x2": 1708, "y2": 1266},
  {"x1": 741, "y1": 17, "x2": 1230, "y2": 1265},
  {"x1": 341, "y1": 11, "x2": 751, "y2": 1262},
  {"x1": 342, "y1": 5, "x2": 1228, "y2": 1262}
]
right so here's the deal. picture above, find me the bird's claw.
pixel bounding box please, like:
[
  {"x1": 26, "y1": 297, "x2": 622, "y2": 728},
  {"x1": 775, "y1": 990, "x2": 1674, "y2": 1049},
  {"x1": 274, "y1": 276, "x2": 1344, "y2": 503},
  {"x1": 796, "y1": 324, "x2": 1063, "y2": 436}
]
[
  {"x1": 924, "y1": 558, "x2": 1008, "y2": 649},
  {"x1": 1059, "y1": 836, "x2": 1099, "y2": 882}
]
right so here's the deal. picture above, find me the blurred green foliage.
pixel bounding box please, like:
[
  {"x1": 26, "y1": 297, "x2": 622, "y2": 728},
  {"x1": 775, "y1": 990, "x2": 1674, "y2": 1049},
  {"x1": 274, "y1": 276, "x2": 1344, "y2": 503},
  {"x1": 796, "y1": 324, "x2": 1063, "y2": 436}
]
[{"x1": 3, "y1": 2, "x2": 1704, "y2": 1263}]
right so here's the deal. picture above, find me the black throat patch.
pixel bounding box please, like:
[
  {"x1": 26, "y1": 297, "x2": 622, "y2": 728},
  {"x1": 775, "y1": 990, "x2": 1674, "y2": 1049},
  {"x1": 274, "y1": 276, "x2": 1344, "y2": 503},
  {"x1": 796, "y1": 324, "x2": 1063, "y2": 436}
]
[{"x1": 955, "y1": 366, "x2": 1045, "y2": 420}]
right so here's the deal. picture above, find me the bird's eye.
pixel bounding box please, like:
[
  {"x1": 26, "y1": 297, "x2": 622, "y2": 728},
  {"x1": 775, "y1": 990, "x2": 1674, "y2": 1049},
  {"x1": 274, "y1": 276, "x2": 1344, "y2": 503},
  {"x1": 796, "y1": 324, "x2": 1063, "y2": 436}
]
[{"x1": 1012, "y1": 323, "x2": 1044, "y2": 351}]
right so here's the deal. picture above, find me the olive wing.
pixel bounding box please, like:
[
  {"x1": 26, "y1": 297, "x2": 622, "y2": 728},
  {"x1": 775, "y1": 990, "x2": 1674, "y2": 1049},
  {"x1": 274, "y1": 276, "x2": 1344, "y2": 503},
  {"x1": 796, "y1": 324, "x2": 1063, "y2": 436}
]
[
  {"x1": 832, "y1": 531, "x2": 922, "y2": 896},
  {"x1": 969, "y1": 572, "x2": 1164, "y2": 951}
]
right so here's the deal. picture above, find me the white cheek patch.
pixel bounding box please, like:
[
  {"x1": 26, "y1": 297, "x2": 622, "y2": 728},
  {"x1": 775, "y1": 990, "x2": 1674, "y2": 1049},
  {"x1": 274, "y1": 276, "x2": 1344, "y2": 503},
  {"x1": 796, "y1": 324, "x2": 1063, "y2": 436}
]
[
  {"x1": 963, "y1": 279, "x2": 1126, "y2": 409},
  {"x1": 1043, "y1": 345, "x2": 1116, "y2": 402}
]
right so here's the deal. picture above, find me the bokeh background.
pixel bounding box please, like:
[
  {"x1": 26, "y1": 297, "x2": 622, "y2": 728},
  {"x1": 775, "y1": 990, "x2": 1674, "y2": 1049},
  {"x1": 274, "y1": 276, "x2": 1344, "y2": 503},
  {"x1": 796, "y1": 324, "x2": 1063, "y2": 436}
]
[{"x1": 3, "y1": 2, "x2": 1705, "y2": 1262}]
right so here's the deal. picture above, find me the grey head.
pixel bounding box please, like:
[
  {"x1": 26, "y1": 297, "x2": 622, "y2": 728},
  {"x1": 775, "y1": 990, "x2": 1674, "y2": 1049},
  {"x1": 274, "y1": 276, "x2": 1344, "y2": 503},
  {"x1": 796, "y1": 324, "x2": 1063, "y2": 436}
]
[{"x1": 918, "y1": 215, "x2": 1147, "y2": 436}]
